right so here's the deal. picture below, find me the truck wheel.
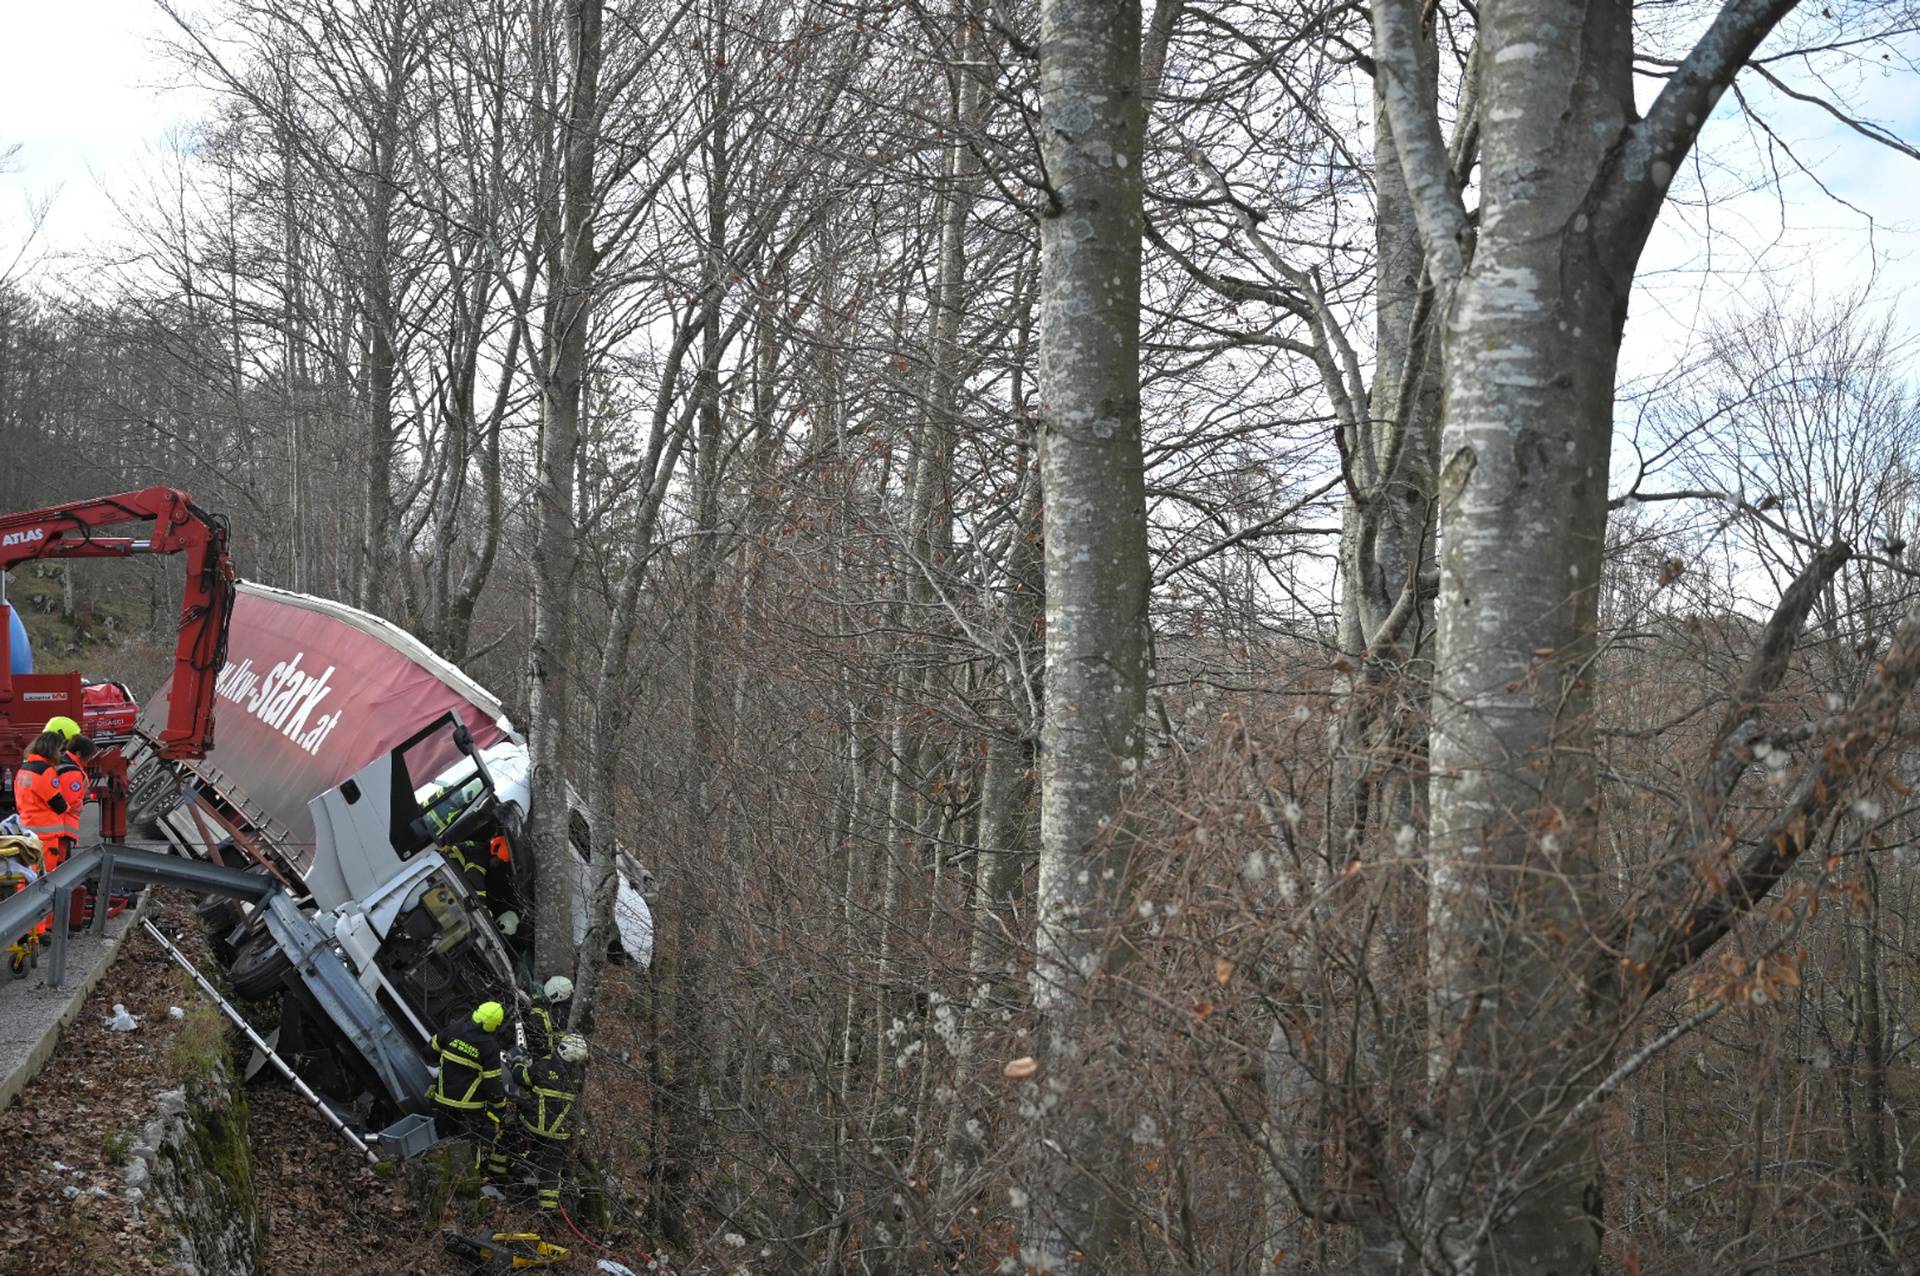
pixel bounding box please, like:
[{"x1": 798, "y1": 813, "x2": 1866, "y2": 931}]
[
  {"x1": 198, "y1": 896, "x2": 241, "y2": 931},
  {"x1": 198, "y1": 897, "x2": 243, "y2": 963},
  {"x1": 228, "y1": 933, "x2": 293, "y2": 1001}
]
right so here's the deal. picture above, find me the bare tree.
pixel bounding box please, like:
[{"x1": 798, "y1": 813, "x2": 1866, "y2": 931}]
[{"x1": 1019, "y1": 0, "x2": 1151, "y2": 1268}]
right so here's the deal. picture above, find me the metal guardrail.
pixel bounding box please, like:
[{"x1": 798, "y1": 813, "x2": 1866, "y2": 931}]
[
  {"x1": 2, "y1": 840, "x2": 436, "y2": 1124},
  {"x1": 2, "y1": 840, "x2": 444, "y2": 1157},
  {"x1": 0, "y1": 843, "x2": 275, "y2": 987}
]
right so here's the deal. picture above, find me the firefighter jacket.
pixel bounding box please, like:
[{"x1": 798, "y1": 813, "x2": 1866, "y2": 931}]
[
  {"x1": 515, "y1": 1055, "x2": 580, "y2": 1141},
  {"x1": 526, "y1": 998, "x2": 560, "y2": 1059},
  {"x1": 428, "y1": 1013, "x2": 506, "y2": 1111},
  {"x1": 444, "y1": 840, "x2": 490, "y2": 901},
  {"x1": 13, "y1": 751, "x2": 84, "y2": 847}
]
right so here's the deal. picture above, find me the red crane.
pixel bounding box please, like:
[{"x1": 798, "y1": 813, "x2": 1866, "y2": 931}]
[{"x1": 0, "y1": 487, "x2": 235, "y2": 840}]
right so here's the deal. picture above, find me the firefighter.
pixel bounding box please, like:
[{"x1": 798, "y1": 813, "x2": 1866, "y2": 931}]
[
  {"x1": 443, "y1": 836, "x2": 491, "y2": 902},
  {"x1": 429, "y1": 1000, "x2": 511, "y2": 1180},
  {"x1": 516, "y1": 1032, "x2": 587, "y2": 1212},
  {"x1": 425, "y1": 776, "x2": 513, "y2": 924},
  {"x1": 13, "y1": 726, "x2": 86, "y2": 870},
  {"x1": 527, "y1": 974, "x2": 573, "y2": 1058}
]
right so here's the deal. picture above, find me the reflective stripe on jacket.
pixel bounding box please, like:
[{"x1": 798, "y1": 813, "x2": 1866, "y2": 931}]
[
  {"x1": 515, "y1": 1056, "x2": 578, "y2": 1140},
  {"x1": 526, "y1": 1001, "x2": 558, "y2": 1059},
  {"x1": 428, "y1": 1016, "x2": 505, "y2": 1111},
  {"x1": 444, "y1": 840, "x2": 489, "y2": 900}
]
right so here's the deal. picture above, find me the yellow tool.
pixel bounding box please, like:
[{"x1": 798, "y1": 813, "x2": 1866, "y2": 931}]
[
  {"x1": 442, "y1": 1229, "x2": 572, "y2": 1270},
  {"x1": 0, "y1": 832, "x2": 44, "y2": 978}
]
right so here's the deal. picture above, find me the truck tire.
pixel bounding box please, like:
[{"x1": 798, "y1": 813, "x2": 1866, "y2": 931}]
[
  {"x1": 197, "y1": 896, "x2": 241, "y2": 932},
  {"x1": 197, "y1": 896, "x2": 244, "y2": 963},
  {"x1": 228, "y1": 933, "x2": 293, "y2": 1001}
]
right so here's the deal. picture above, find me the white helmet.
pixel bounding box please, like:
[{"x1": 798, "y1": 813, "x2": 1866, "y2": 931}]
[
  {"x1": 557, "y1": 1033, "x2": 589, "y2": 1064},
  {"x1": 496, "y1": 911, "x2": 519, "y2": 937},
  {"x1": 543, "y1": 975, "x2": 574, "y2": 1003}
]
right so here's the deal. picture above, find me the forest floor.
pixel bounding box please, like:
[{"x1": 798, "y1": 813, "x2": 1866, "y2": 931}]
[
  {"x1": 0, "y1": 896, "x2": 198, "y2": 1276},
  {"x1": 0, "y1": 894, "x2": 326, "y2": 1275},
  {"x1": 0, "y1": 897, "x2": 453, "y2": 1275},
  {"x1": 0, "y1": 893, "x2": 693, "y2": 1276}
]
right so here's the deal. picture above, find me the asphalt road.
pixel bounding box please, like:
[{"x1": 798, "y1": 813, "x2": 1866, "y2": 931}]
[{"x1": 0, "y1": 808, "x2": 149, "y2": 1114}]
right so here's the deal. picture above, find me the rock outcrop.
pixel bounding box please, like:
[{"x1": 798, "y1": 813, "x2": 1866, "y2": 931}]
[{"x1": 124, "y1": 1068, "x2": 264, "y2": 1276}]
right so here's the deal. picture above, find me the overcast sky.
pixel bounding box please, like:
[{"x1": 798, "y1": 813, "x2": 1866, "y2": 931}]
[
  {"x1": 2, "y1": 0, "x2": 207, "y2": 269},
  {"x1": 1626, "y1": 53, "x2": 1920, "y2": 374},
  {"x1": 3, "y1": 2, "x2": 1916, "y2": 380}
]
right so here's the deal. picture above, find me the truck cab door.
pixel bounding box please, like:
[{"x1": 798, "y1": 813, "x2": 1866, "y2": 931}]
[{"x1": 306, "y1": 712, "x2": 473, "y2": 912}]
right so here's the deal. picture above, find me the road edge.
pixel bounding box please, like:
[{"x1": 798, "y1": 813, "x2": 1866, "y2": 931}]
[{"x1": 0, "y1": 890, "x2": 152, "y2": 1115}]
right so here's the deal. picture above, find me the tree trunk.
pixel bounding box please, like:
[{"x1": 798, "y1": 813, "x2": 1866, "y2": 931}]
[
  {"x1": 355, "y1": 68, "x2": 402, "y2": 617},
  {"x1": 1367, "y1": 0, "x2": 1817, "y2": 1267},
  {"x1": 1853, "y1": 859, "x2": 1891, "y2": 1265},
  {"x1": 529, "y1": 0, "x2": 604, "y2": 989},
  {"x1": 1420, "y1": 103, "x2": 1625, "y2": 1276},
  {"x1": 938, "y1": 464, "x2": 1042, "y2": 1214},
  {"x1": 1020, "y1": 0, "x2": 1149, "y2": 1268}
]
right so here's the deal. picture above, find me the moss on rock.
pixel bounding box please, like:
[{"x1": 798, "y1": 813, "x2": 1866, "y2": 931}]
[{"x1": 142, "y1": 1061, "x2": 265, "y2": 1274}]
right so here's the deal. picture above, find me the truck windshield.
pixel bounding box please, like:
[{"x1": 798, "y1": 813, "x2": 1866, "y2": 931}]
[{"x1": 417, "y1": 774, "x2": 486, "y2": 838}]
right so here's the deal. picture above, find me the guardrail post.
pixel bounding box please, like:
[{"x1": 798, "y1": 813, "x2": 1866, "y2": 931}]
[
  {"x1": 91, "y1": 854, "x2": 116, "y2": 935},
  {"x1": 46, "y1": 886, "x2": 71, "y2": 988}
]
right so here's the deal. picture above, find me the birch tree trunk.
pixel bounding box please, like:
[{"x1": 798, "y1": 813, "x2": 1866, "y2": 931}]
[{"x1": 1021, "y1": 1, "x2": 1149, "y2": 1268}]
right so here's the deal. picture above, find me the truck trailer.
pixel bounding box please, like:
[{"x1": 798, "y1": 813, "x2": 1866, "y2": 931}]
[
  {"x1": 122, "y1": 580, "x2": 654, "y2": 1121},
  {"x1": 0, "y1": 490, "x2": 649, "y2": 1137}
]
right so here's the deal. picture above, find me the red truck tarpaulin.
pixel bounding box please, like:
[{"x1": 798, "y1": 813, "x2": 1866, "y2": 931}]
[{"x1": 137, "y1": 581, "x2": 518, "y2": 868}]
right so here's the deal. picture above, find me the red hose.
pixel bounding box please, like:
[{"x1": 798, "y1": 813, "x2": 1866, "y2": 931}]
[{"x1": 557, "y1": 1201, "x2": 675, "y2": 1275}]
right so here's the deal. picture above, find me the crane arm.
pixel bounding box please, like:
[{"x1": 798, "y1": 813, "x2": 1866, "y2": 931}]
[{"x1": 0, "y1": 487, "x2": 234, "y2": 759}]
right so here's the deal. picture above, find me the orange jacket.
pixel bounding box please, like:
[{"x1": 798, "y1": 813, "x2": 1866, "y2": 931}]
[
  {"x1": 13, "y1": 751, "x2": 80, "y2": 847},
  {"x1": 60, "y1": 751, "x2": 90, "y2": 839}
]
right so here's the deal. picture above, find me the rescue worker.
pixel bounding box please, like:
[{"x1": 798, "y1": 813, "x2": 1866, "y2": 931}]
[
  {"x1": 443, "y1": 836, "x2": 491, "y2": 902},
  {"x1": 60, "y1": 734, "x2": 97, "y2": 852},
  {"x1": 64, "y1": 732, "x2": 98, "y2": 772},
  {"x1": 13, "y1": 724, "x2": 86, "y2": 870},
  {"x1": 423, "y1": 777, "x2": 513, "y2": 923},
  {"x1": 443, "y1": 832, "x2": 511, "y2": 913},
  {"x1": 516, "y1": 1032, "x2": 586, "y2": 1212},
  {"x1": 527, "y1": 974, "x2": 573, "y2": 1058},
  {"x1": 428, "y1": 1000, "x2": 511, "y2": 1180}
]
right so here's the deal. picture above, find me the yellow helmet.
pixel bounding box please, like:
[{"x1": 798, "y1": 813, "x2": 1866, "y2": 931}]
[
  {"x1": 472, "y1": 1001, "x2": 506, "y2": 1033},
  {"x1": 45, "y1": 716, "x2": 82, "y2": 741}
]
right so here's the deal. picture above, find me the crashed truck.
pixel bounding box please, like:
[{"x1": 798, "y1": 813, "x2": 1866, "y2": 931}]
[{"x1": 122, "y1": 580, "x2": 654, "y2": 1130}]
